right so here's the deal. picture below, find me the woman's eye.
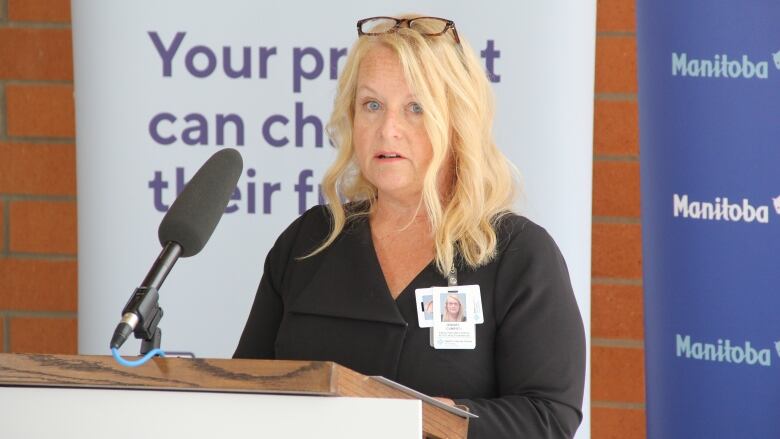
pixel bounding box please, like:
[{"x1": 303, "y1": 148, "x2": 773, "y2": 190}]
[
  {"x1": 365, "y1": 101, "x2": 381, "y2": 111},
  {"x1": 409, "y1": 102, "x2": 423, "y2": 114}
]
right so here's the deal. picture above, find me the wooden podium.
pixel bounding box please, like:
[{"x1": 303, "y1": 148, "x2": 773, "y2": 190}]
[{"x1": 0, "y1": 353, "x2": 469, "y2": 438}]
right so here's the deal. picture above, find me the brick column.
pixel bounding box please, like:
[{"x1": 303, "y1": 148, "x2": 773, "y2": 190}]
[
  {"x1": 0, "y1": 0, "x2": 77, "y2": 354},
  {"x1": 591, "y1": 0, "x2": 646, "y2": 438}
]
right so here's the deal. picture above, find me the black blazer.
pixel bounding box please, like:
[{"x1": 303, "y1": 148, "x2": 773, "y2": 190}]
[{"x1": 235, "y1": 206, "x2": 585, "y2": 438}]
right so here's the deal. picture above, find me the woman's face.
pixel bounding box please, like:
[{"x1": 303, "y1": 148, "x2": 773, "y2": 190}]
[
  {"x1": 446, "y1": 296, "x2": 460, "y2": 315},
  {"x1": 352, "y1": 45, "x2": 434, "y2": 203}
]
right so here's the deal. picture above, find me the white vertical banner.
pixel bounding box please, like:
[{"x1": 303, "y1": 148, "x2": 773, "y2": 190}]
[{"x1": 73, "y1": 1, "x2": 593, "y2": 436}]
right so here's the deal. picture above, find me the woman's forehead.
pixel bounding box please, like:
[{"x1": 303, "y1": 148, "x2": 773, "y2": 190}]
[{"x1": 356, "y1": 46, "x2": 410, "y2": 90}]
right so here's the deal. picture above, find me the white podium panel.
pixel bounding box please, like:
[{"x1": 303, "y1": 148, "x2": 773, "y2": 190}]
[{"x1": 0, "y1": 387, "x2": 421, "y2": 439}]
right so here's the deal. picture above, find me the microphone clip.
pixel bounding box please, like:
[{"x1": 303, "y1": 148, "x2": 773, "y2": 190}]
[
  {"x1": 110, "y1": 286, "x2": 164, "y2": 354},
  {"x1": 123, "y1": 286, "x2": 164, "y2": 343}
]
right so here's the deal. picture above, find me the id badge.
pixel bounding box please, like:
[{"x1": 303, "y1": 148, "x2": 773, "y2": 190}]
[
  {"x1": 431, "y1": 287, "x2": 475, "y2": 349},
  {"x1": 415, "y1": 288, "x2": 435, "y2": 328},
  {"x1": 416, "y1": 285, "x2": 483, "y2": 328}
]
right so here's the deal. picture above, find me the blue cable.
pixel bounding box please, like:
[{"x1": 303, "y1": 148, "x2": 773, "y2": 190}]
[{"x1": 111, "y1": 347, "x2": 166, "y2": 367}]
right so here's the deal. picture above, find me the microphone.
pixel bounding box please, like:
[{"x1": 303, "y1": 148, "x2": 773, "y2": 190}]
[{"x1": 110, "y1": 148, "x2": 243, "y2": 351}]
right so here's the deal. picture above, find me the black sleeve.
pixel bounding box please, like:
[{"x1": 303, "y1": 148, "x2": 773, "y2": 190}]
[
  {"x1": 233, "y1": 213, "x2": 307, "y2": 359},
  {"x1": 454, "y1": 220, "x2": 586, "y2": 438}
]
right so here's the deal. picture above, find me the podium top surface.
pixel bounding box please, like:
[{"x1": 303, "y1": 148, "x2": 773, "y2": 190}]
[{"x1": 0, "y1": 353, "x2": 468, "y2": 439}]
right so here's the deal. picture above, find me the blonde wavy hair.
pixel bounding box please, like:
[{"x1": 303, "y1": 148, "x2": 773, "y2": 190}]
[{"x1": 313, "y1": 15, "x2": 519, "y2": 275}]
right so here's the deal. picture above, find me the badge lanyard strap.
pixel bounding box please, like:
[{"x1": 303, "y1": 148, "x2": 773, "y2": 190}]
[{"x1": 447, "y1": 266, "x2": 458, "y2": 287}]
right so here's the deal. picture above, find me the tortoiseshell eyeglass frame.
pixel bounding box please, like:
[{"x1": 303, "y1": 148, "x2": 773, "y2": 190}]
[{"x1": 356, "y1": 16, "x2": 461, "y2": 45}]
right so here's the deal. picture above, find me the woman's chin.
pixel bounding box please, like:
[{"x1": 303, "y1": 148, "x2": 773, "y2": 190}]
[{"x1": 373, "y1": 182, "x2": 422, "y2": 202}]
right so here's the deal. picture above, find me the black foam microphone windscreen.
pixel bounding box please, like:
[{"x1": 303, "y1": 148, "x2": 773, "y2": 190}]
[{"x1": 158, "y1": 148, "x2": 243, "y2": 257}]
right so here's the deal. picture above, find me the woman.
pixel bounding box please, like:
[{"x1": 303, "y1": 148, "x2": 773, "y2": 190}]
[
  {"x1": 235, "y1": 15, "x2": 585, "y2": 438},
  {"x1": 442, "y1": 294, "x2": 466, "y2": 322}
]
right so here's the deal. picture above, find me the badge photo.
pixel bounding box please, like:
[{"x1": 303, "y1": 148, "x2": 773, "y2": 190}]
[{"x1": 439, "y1": 291, "x2": 468, "y2": 323}]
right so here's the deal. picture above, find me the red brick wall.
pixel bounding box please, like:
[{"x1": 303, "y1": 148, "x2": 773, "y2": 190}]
[
  {"x1": 0, "y1": 0, "x2": 77, "y2": 354},
  {"x1": 592, "y1": 0, "x2": 645, "y2": 438},
  {"x1": 0, "y1": 1, "x2": 646, "y2": 436}
]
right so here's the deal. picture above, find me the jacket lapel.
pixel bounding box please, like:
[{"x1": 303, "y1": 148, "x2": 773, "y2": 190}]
[{"x1": 287, "y1": 218, "x2": 408, "y2": 326}]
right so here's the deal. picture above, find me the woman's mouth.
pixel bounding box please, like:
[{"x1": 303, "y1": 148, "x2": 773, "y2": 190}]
[
  {"x1": 375, "y1": 152, "x2": 405, "y2": 161},
  {"x1": 377, "y1": 152, "x2": 403, "y2": 159}
]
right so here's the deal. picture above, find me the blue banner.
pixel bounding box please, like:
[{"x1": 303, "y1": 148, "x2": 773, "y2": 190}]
[{"x1": 637, "y1": 1, "x2": 780, "y2": 437}]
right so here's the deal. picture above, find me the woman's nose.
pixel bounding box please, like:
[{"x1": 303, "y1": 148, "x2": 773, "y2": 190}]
[{"x1": 380, "y1": 109, "x2": 404, "y2": 139}]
